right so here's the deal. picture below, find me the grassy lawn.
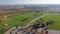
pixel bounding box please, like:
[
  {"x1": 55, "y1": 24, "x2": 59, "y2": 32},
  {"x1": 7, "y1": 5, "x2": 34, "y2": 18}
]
[
  {"x1": 5, "y1": 13, "x2": 36, "y2": 26},
  {"x1": 0, "y1": 13, "x2": 37, "y2": 34},
  {"x1": 44, "y1": 14, "x2": 60, "y2": 30}
]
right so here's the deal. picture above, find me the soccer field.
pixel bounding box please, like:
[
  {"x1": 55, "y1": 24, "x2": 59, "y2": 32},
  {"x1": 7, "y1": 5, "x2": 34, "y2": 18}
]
[{"x1": 44, "y1": 14, "x2": 60, "y2": 30}]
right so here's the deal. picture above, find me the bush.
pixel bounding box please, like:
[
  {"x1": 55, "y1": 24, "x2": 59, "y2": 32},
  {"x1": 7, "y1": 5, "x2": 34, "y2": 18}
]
[{"x1": 0, "y1": 16, "x2": 8, "y2": 22}]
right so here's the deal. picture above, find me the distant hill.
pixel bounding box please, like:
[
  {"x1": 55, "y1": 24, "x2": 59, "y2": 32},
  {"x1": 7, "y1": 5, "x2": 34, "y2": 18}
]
[{"x1": 0, "y1": 4, "x2": 60, "y2": 9}]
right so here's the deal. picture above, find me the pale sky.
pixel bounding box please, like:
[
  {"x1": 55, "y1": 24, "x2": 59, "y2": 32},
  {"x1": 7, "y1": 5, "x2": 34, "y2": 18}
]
[{"x1": 0, "y1": 0, "x2": 60, "y2": 4}]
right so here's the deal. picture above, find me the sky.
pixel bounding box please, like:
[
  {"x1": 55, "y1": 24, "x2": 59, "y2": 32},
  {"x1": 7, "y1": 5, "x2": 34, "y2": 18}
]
[{"x1": 0, "y1": 0, "x2": 60, "y2": 4}]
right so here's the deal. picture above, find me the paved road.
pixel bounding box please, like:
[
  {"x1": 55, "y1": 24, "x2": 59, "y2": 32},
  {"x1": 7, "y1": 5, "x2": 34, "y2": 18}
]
[{"x1": 4, "y1": 27, "x2": 60, "y2": 34}]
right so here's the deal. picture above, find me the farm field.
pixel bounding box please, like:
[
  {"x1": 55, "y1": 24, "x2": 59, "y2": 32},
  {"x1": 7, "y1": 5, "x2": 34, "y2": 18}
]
[{"x1": 0, "y1": 13, "x2": 37, "y2": 34}]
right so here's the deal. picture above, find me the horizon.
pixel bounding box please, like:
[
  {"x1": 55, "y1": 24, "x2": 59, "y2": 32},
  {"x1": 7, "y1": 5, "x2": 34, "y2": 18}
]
[{"x1": 1, "y1": 4, "x2": 60, "y2": 5}]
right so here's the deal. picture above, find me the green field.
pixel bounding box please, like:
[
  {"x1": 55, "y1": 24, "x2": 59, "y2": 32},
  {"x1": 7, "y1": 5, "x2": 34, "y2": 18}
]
[
  {"x1": 33, "y1": 13, "x2": 60, "y2": 30},
  {"x1": 0, "y1": 13, "x2": 37, "y2": 34},
  {"x1": 44, "y1": 14, "x2": 60, "y2": 30},
  {"x1": 0, "y1": 13, "x2": 36, "y2": 26}
]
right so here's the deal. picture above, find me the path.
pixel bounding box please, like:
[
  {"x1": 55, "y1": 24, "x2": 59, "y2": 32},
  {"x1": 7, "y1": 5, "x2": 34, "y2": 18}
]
[{"x1": 25, "y1": 13, "x2": 49, "y2": 28}]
